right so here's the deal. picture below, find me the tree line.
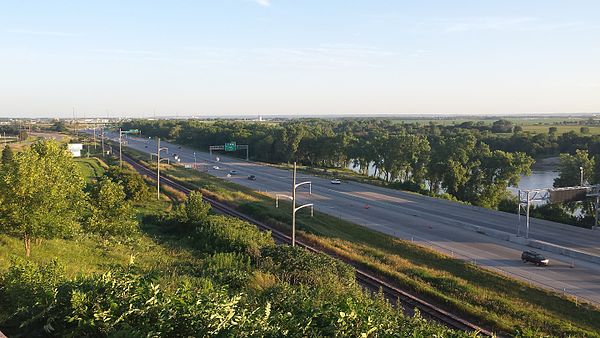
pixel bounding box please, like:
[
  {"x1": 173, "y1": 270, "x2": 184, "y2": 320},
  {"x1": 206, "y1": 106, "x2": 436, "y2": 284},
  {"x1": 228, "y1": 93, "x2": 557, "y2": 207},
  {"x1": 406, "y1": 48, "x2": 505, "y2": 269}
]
[{"x1": 123, "y1": 119, "x2": 537, "y2": 208}]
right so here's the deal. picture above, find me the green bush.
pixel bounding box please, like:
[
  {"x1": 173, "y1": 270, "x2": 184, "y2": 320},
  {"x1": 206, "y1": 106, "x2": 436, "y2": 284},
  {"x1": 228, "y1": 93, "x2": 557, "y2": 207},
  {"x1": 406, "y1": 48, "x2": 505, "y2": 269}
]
[
  {"x1": 260, "y1": 246, "x2": 355, "y2": 290},
  {"x1": 195, "y1": 215, "x2": 275, "y2": 258},
  {"x1": 1, "y1": 261, "x2": 474, "y2": 337},
  {"x1": 166, "y1": 191, "x2": 212, "y2": 233},
  {"x1": 201, "y1": 252, "x2": 251, "y2": 289},
  {"x1": 0, "y1": 257, "x2": 66, "y2": 335},
  {"x1": 103, "y1": 166, "x2": 150, "y2": 202},
  {"x1": 86, "y1": 178, "x2": 139, "y2": 237},
  {"x1": 1, "y1": 267, "x2": 271, "y2": 337}
]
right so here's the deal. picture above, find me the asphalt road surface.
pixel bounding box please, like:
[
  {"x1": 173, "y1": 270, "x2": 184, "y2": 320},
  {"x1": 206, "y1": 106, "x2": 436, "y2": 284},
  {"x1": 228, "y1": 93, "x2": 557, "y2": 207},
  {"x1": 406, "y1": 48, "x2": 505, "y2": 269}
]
[{"x1": 103, "y1": 132, "x2": 600, "y2": 306}]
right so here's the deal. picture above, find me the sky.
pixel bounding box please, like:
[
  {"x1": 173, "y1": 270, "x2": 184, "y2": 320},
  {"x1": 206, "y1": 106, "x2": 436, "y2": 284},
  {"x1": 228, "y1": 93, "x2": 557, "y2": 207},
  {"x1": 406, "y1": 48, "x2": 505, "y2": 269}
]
[{"x1": 1, "y1": 0, "x2": 599, "y2": 118}]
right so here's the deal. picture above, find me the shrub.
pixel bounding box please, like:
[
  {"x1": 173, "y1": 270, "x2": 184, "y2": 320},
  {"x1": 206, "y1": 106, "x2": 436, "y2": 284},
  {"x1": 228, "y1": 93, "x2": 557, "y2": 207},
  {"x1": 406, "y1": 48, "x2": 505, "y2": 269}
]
[
  {"x1": 201, "y1": 252, "x2": 251, "y2": 289},
  {"x1": 168, "y1": 191, "x2": 211, "y2": 232},
  {"x1": 103, "y1": 166, "x2": 150, "y2": 201},
  {"x1": 260, "y1": 246, "x2": 355, "y2": 290},
  {"x1": 0, "y1": 257, "x2": 66, "y2": 335},
  {"x1": 195, "y1": 215, "x2": 275, "y2": 258},
  {"x1": 86, "y1": 178, "x2": 139, "y2": 237},
  {"x1": 2, "y1": 267, "x2": 272, "y2": 337}
]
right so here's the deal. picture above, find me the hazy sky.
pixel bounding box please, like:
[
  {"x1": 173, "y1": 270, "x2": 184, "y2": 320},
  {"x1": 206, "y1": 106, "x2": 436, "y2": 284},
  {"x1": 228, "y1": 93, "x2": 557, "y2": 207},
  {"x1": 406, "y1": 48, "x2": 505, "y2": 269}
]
[{"x1": 1, "y1": 0, "x2": 599, "y2": 118}]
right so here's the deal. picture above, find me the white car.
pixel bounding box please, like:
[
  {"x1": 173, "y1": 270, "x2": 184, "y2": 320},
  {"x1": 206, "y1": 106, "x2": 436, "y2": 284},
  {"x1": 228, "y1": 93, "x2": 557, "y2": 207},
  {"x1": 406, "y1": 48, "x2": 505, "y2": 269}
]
[
  {"x1": 212, "y1": 165, "x2": 220, "y2": 170},
  {"x1": 331, "y1": 179, "x2": 341, "y2": 185}
]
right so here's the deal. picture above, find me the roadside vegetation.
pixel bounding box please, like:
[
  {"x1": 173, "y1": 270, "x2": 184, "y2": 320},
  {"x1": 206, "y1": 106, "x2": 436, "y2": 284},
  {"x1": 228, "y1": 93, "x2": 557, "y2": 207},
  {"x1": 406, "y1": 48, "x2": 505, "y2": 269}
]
[
  {"x1": 121, "y1": 145, "x2": 600, "y2": 337},
  {"x1": 0, "y1": 139, "x2": 478, "y2": 337}
]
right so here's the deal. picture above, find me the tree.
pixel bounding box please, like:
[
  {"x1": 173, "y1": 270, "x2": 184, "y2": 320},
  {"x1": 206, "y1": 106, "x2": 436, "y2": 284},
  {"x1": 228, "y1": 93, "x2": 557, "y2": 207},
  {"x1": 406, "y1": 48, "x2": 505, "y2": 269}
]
[
  {"x1": 173, "y1": 191, "x2": 211, "y2": 227},
  {"x1": 513, "y1": 125, "x2": 523, "y2": 133},
  {"x1": 431, "y1": 133, "x2": 478, "y2": 197},
  {"x1": 460, "y1": 148, "x2": 533, "y2": 208},
  {"x1": 491, "y1": 119, "x2": 513, "y2": 133},
  {"x1": 103, "y1": 166, "x2": 150, "y2": 201},
  {"x1": 580, "y1": 126, "x2": 590, "y2": 134},
  {"x1": 554, "y1": 149, "x2": 594, "y2": 187},
  {"x1": 0, "y1": 140, "x2": 86, "y2": 256},
  {"x1": 18, "y1": 130, "x2": 28, "y2": 141},
  {"x1": 86, "y1": 179, "x2": 138, "y2": 237},
  {"x1": 51, "y1": 120, "x2": 68, "y2": 132},
  {"x1": 1, "y1": 145, "x2": 13, "y2": 164}
]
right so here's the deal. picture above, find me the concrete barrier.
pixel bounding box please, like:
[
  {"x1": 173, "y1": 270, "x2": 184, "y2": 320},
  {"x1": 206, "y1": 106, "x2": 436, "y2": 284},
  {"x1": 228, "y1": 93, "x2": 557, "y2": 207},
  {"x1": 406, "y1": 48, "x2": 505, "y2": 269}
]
[
  {"x1": 526, "y1": 239, "x2": 600, "y2": 265},
  {"x1": 451, "y1": 219, "x2": 600, "y2": 265}
]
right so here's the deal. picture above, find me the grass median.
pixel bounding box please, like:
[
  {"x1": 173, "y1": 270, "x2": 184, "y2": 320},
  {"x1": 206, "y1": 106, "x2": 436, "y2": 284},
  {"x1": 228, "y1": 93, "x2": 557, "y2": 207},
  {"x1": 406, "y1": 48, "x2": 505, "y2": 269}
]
[{"x1": 122, "y1": 145, "x2": 600, "y2": 337}]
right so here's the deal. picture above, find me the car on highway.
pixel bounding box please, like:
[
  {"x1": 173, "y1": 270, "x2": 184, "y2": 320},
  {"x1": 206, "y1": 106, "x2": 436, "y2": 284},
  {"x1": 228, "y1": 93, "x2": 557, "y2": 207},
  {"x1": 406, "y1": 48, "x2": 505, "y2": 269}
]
[
  {"x1": 247, "y1": 175, "x2": 256, "y2": 180},
  {"x1": 229, "y1": 170, "x2": 238, "y2": 175},
  {"x1": 212, "y1": 165, "x2": 220, "y2": 170},
  {"x1": 521, "y1": 250, "x2": 549, "y2": 266},
  {"x1": 331, "y1": 179, "x2": 341, "y2": 184}
]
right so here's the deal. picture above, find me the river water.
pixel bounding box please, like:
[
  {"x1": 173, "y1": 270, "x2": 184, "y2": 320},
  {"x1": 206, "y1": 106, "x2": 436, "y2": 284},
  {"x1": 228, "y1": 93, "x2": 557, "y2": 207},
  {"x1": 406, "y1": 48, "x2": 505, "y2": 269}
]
[{"x1": 508, "y1": 157, "x2": 559, "y2": 195}]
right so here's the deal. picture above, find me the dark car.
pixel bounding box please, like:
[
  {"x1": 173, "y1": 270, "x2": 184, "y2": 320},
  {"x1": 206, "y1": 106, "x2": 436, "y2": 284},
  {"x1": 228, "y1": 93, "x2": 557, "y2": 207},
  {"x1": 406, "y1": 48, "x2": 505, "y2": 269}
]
[
  {"x1": 247, "y1": 175, "x2": 256, "y2": 180},
  {"x1": 521, "y1": 250, "x2": 549, "y2": 266}
]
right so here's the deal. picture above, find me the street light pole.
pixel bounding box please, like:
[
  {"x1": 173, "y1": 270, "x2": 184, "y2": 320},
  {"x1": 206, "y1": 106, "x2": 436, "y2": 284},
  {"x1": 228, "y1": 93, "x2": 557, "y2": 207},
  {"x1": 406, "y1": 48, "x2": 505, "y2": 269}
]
[
  {"x1": 277, "y1": 162, "x2": 313, "y2": 247},
  {"x1": 292, "y1": 163, "x2": 297, "y2": 246},
  {"x1": 93, "y1": 127, "x2": 97, "y2": 149},
  {"x1": 580, "y1": 166, "x2": 584, "y2": 186},
  {"x1": 119, "y1": 128, "x2": 123, "y2": 168},
  {"x1": 525, "y1": 190, "x2": 531, "y2": 239},
  {"x1": 157, "y1": 138, "x2": 161, "y2": 200},
  {"x1": 101, "y1": 127, "x2": 105, "y2": 157},
  {"x1": 156, "y1": 137, "x2": 169, "y2": 200}
]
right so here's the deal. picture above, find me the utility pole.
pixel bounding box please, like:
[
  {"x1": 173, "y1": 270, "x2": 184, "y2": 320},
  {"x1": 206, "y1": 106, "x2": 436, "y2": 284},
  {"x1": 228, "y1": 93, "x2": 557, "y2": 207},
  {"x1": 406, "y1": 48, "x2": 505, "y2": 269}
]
[{"x1": 276, "y1": 162, "x2": 313, "y2": 246}]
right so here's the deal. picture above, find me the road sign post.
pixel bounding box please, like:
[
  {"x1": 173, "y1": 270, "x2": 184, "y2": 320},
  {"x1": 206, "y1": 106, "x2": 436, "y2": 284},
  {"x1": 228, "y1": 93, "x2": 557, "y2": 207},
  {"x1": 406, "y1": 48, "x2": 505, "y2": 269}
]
[
  {"x1": 209, "y1": 142, "x2": 249, "y2": 161},
  {"x1": 225, "y1": 142, "x2": 236, "y2": 151}
]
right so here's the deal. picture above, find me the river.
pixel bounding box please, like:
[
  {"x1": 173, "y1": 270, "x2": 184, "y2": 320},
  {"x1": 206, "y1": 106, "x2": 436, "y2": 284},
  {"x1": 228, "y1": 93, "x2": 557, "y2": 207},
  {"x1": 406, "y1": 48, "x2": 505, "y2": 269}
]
[{"x1": 508, "y1": 157, "x2": 559, "y2": 195}]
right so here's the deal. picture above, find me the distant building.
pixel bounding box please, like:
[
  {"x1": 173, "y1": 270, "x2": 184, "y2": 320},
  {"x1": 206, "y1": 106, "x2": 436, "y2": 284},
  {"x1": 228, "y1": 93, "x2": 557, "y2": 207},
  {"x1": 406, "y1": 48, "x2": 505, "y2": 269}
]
[{"x1": 67, "y1": 143, "x2": 83, "y2": 157}]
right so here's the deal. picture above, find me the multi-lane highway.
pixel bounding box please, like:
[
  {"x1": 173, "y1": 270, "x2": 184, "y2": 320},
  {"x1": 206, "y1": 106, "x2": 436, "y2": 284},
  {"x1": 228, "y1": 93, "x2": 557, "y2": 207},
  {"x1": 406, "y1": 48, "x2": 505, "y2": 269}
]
[{"x1": 106, "y1": 132, "x2": 600, "y2": 305}]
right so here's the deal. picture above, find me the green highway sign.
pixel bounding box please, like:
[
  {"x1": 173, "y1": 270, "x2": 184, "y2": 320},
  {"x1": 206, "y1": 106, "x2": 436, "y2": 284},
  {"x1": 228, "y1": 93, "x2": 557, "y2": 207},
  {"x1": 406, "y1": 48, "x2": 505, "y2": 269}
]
[{"x1": 224, "y1": 142, "x2": 236, "y2": 151}]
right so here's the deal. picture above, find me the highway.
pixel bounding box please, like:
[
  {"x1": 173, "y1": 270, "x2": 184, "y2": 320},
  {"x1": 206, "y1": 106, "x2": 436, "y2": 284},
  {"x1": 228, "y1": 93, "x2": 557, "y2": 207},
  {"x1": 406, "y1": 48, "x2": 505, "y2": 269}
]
[{"x1": 107, "y1": 132, "x2": 600, "y2": 306}]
